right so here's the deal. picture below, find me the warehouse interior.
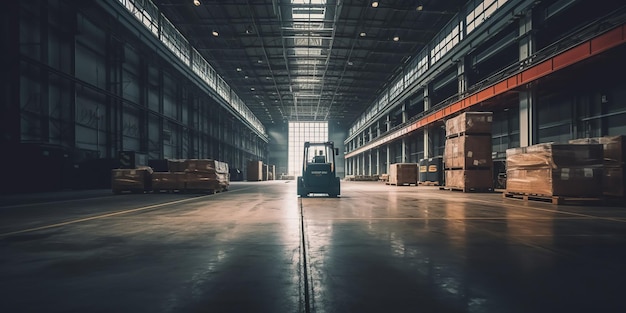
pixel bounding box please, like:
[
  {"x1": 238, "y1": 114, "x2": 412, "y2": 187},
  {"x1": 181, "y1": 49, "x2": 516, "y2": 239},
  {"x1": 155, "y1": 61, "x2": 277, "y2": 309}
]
[{"x1": 2, "y1": 0, "x2": 626, "y2": 312}]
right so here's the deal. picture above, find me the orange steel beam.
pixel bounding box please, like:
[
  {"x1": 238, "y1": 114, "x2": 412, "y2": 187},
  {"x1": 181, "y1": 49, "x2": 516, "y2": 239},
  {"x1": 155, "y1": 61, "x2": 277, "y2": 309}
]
[{"x1": 345, "y1": 23, "x2": 626, "y2": 159}]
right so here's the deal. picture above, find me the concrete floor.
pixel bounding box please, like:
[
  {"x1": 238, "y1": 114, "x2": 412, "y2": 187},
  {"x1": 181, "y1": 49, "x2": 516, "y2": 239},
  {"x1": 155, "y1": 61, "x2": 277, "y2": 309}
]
[{"x1": 1, "y1": 181, "x2": 626, "y2": 313}]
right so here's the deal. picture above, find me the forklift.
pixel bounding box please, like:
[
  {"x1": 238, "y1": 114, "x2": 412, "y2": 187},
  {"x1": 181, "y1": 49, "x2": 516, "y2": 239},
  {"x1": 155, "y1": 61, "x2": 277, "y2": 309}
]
[{"x1": 297, "y1": 141, "x2": 341, "y2": 197}]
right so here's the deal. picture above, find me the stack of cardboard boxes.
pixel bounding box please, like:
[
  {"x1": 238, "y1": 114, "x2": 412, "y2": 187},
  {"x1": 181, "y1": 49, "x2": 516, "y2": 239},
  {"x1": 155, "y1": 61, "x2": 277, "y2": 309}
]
[
  {"x1": 443, "y1": 112, "x2": 493, "y2": 192},
  {"x1": 505, "y1": 143, "x2": 604, "y2": 197}
]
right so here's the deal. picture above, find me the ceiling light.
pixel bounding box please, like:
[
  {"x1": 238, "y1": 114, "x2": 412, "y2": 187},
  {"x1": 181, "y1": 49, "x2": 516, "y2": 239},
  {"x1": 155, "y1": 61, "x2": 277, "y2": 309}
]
[
  {"x1": 250, "y1": 87, "x2": 255, "y2": 91},
  {"x1": 236, "y1": 67, "x2": 242, "y2": 72},
  {"x1": 212, "y1": 30, "x2": 219, "y2": 37},
  {"x1": 359, "y1": 32, "x2": 367, "y2": 37},
  {"x1": 193, "y1": 0, "x2": 201, "y2": 6},
  {"x1": 371, "y1": 1, "x2": 379, "y2": 8},
  {"x1": 393, "y1": 36, "x2": 400, "y2": 42},
  {"x1": 244, "y1": 75, "x2": 249, "y2": 79},
  {"x1": 416, "y1": 5, "x2": 423, "y2": 11},
  {"x1": 257, "y1": 59, "x2": 263, "y2": 64},
  {"x1": 347, "y1": 61, "x2": 354, "y2": 66}
]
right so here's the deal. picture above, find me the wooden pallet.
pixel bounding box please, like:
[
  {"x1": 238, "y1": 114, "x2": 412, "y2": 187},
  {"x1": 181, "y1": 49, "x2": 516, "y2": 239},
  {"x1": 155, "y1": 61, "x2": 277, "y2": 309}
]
[
  {"x1": 502, "y1": 192, "x2": 604, "y2": 205},
  {"x1": 439, "y1": 186, "x2": 493, "y2": 193},
  {"x1": 418, "y1": 181, "x2": 441, "y2": 186},
  {"x1": 386, "y1": 182, "x2": 418, "y2": 186}
]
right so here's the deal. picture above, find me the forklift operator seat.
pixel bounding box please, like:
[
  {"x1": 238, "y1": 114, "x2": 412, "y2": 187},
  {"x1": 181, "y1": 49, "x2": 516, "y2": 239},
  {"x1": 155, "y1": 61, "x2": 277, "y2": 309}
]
[{"x1": 313, "y1": 155, "x2": 326, "y2": 163}]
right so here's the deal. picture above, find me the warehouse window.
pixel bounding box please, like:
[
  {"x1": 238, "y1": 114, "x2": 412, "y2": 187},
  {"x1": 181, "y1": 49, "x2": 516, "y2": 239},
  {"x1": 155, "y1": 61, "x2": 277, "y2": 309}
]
[{"x1": 288, "y1": 122, "x2": 328, "y2": 176}]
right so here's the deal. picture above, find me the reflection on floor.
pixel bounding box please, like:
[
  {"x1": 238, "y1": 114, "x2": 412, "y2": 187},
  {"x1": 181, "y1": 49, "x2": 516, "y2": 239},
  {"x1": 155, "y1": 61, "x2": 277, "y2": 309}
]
[{"x1": 1, "y1": 181, "x2": 625, "y2": 313}]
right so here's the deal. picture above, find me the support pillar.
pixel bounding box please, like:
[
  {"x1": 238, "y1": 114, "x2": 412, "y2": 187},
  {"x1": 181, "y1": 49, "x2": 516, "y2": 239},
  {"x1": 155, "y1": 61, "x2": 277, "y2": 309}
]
[
  {"x1": 519, "y1": 10, "x2": 536, "y2": 147},
  {"x1": 386, "y1": 144, "x2": 390, "y2": 172},
  {"x1": 401, "y1": 102, "x2": 407, "y2": 162},
  {"x1": 423, "y1": 86, "x2": 431, "y2": 158},
  {"x1": 376, "y1": 148, "x2": 380, "y2": 175},
  {"x1": 368, "y1": 151, "x2": 372, "y2": 176},
  {"x1": 519, "y1": 90, "x2": 535, "y2": 147}
]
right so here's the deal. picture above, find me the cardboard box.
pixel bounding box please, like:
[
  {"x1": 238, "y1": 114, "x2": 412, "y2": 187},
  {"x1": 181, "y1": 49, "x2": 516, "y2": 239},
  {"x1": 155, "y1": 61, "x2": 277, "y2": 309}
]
[
  {"x1": 388, "y1": 163, "x2": 418, "y2": 185},
  {"x1": 445, "y1": 169, "x2": 493, "y2": 191},
  {"x1": 444, "y1": 135, "x2": 492, "y2": 169},
  {"x1": 445, "y1": 112, "x2": 493, "y2": 137}
]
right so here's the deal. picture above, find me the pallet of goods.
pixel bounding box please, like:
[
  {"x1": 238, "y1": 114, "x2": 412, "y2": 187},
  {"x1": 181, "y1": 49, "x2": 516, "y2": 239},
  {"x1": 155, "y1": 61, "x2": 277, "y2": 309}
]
[
  {"x1": 504, "y1": 143, "x2": 604, "y2": 204},
  {"x1": 247, "y1": 160, "x2": 263, "y2": 181},
  {"x1": 387, "y1": 163, "x2": 418, "y2": 186},
  {"x1": 443, "y1": 112, "x2": 493, "y2": 192},
  {"x1": 184, "y1": 159, "x2": 230, "y2": 193},
  {"x1": 112, "y1": 158, "x2": 230, "y2": 194},
  {"x1": 569, "y1": 135, "x2": 625, "y2": 198},
  {"x1": 111, "y1": 167, "x2": 153, "y2": 194},
  {"x1": 418, "y1": 157, "x2": 443, "y2": 186}
]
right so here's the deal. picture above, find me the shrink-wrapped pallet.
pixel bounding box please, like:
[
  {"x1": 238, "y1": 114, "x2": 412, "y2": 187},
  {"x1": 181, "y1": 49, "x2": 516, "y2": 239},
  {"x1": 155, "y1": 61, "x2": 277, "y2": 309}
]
[
  {"x1": 185, "y1": 159, "x2": 229, "y2": 192},
  {"x1": 111, "y1": 167, "x2": 153, "y2": 193},
  {"x1": 569, "y1": 135, "x2": 625, "y2": 196},
  {"x1": 506, "y1": 143, "x2": 603, "y2": 197}
]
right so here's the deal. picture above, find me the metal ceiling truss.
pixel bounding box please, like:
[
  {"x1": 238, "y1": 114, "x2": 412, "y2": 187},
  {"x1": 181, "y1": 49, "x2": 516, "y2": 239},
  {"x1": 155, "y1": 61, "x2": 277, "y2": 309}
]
[{"x1": 155, "y1": 0, "x2": 465, "y2": 126}]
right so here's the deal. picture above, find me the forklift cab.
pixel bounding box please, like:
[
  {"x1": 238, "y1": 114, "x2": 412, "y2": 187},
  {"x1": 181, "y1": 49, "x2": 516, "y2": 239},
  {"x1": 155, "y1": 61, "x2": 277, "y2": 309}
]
[{"x1": 297, "y1": 141, "x2": 341, "y2": 197}]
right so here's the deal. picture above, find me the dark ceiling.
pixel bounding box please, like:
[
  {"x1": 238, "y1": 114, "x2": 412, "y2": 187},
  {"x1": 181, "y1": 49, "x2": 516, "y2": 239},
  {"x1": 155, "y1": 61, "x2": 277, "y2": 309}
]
[{"x1": 155, "y1": 0, "x2": 465, "y2": 128}]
